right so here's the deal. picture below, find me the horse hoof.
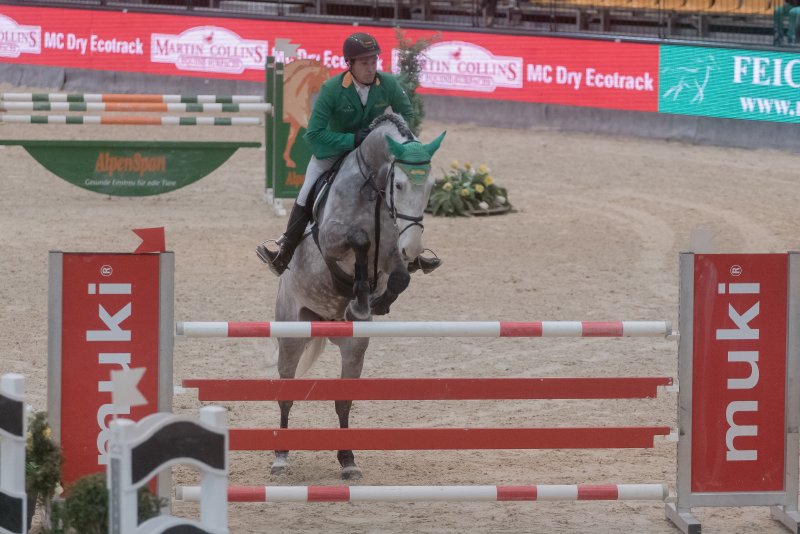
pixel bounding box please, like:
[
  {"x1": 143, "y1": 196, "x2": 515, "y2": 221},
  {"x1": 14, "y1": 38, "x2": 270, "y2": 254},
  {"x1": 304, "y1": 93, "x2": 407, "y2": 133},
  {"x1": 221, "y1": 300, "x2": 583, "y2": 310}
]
[
  {"x1": 345, "y1": 302, "x2": 371, "y2": 322},
  {"x1": 271, "y1": 464, "x2": 287, "y2": 475},
  {"x1": 271, "y1": 454, "x2": 289, "y2": 475},
  {"x1": 341, "y1": 465, "x2": 362, "y2": 480}
]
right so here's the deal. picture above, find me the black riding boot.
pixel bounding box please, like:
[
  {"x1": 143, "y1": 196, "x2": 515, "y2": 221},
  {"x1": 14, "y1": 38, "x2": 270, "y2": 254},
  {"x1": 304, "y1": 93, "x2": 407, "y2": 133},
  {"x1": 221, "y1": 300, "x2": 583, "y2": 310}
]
[
  {"x1": 256, "y1": 203, "x2": 310, "y2": 276},
  {"x1": 407, "y1": 255, "x2": 441, "y2": 274}
]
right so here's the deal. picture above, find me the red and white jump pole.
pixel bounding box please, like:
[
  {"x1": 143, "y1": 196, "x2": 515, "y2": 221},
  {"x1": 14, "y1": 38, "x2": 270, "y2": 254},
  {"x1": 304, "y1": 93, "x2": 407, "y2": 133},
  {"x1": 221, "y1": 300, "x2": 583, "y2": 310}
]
[
  {"x1": 176, "y1": 320, "x2": 672, "y2": 338},
  {"x1": 175, "y1": 484, "x2": 668, "y2": 503}
]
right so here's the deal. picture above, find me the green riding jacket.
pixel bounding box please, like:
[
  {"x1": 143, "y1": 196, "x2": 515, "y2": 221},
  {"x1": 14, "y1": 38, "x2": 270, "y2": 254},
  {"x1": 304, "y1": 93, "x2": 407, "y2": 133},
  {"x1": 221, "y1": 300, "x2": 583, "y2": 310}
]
[{"x1": 303, "y1": 70, "x2": 414, "y2": 160}]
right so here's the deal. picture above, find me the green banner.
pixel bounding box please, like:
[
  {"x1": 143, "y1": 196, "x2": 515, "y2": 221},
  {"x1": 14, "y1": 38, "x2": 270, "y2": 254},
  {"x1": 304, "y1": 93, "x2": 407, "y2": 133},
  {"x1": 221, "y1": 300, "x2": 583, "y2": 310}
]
[
  {"x1": 0, "y1": 140, "x2": 259, "y2": 196},
  {"x1": 659, "y1": 45, "x2": 800, "y2": 123},
  {"x1": 272, "y1": 122, "x2": 312, "y2": 198}
]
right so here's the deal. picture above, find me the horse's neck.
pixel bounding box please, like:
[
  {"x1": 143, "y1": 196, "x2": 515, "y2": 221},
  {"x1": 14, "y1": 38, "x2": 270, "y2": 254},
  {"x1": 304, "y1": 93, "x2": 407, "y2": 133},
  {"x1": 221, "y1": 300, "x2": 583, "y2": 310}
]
[{"x1": 362, "y1": 129, "x2": 397, "y2": 179}]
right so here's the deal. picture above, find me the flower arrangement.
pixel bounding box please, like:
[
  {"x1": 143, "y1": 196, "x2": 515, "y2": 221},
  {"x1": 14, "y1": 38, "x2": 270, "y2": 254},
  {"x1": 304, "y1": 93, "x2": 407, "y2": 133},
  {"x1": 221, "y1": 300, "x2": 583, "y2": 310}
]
[{"x1": 428, "y1": 161, "x2": 509, "y2": 216}]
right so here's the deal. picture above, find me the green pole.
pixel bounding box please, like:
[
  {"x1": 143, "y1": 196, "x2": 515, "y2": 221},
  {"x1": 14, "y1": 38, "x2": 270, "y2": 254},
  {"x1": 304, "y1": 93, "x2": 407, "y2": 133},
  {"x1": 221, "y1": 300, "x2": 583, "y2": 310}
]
[
  {"x1": 274, "y1": 62, "x2": 285, "y2": 199},
  {"x1": 265, "y1": 56, "x2": 275, "y2": 197}
]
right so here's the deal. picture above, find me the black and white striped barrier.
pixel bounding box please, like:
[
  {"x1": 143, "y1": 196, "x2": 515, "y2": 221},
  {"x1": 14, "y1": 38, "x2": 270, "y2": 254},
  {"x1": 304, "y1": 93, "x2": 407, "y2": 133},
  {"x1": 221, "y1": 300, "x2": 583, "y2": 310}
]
[
  {"x1": 0, "y1": 374, "x2": 26, "y2": 534},
  {"x1": 107, "y1": 406, "x2": 228, "y2": 534}
]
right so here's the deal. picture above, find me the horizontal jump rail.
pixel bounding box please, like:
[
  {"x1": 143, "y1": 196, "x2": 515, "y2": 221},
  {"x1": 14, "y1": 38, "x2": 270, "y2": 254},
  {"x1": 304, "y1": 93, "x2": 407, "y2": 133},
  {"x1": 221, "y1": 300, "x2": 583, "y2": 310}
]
[
  {"x1": 0, "y1": 92, "x2": 264, "y2": 104},
  {"x1": 175, "y1": 484, "x2": 669, "y2": 503},
  {"x1": 0, "y1": 102, "x2": 272, "y2": 114},
  {"x1": 229, "y1": 427, "x2": 671, "y2": 451},
  {"x1": 181, "y1": 377, "x2": 673, "y2": 401},
  {"x1": 176, "y1": 320, "x2": 672, "y2": 338},
  {"x1": 0, "y1": 114, "x2": 262, "y2": 126}
]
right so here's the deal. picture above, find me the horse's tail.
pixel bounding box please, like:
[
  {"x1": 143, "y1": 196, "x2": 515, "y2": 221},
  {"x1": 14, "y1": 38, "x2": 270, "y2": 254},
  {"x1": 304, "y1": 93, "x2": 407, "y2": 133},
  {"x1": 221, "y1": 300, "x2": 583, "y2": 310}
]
[{"x1": 295, "y1": 337, "x2": 327, "y2": 377}]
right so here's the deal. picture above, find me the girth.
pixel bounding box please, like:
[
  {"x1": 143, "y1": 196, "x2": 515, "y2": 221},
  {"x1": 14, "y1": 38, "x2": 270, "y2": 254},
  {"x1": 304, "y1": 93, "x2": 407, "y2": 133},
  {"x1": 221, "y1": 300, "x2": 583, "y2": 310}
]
[{"x1": 311, "y1": 223, "x2": 358, "y2": 299}]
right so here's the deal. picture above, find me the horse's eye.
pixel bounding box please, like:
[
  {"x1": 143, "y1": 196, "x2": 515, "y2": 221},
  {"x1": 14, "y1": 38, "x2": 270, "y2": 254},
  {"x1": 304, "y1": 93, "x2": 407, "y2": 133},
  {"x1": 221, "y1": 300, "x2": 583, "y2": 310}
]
[{"x1": 395, "y1": 182, "x2": 403, "y2": 191}]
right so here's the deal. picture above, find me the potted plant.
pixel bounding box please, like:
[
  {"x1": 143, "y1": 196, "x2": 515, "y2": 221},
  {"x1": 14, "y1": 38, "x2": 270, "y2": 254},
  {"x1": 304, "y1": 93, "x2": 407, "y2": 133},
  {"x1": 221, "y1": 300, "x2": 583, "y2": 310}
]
[{"x1": 25, "y1": 412, "x2": 63, "y2": 531}]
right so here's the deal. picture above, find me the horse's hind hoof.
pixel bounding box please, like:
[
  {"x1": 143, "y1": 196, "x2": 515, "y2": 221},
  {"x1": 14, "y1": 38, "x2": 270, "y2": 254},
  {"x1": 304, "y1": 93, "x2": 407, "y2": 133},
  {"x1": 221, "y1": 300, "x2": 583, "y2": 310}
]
[
  {"x1": 271, "y1": 453, "x2": 289, "y2": 475},
  {"x1": 271, "y1": 464, "x2": 288, "y2": 475},
  {"x1": 341, "y1": 465, "x2": 362, "y2": 480}
]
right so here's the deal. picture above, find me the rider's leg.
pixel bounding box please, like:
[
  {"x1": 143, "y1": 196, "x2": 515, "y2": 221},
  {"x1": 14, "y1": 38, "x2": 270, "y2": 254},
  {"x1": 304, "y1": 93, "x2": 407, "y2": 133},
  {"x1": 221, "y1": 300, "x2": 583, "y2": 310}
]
[{"x1": 257, "y1": 156, "x2": 337, "y2": 276}]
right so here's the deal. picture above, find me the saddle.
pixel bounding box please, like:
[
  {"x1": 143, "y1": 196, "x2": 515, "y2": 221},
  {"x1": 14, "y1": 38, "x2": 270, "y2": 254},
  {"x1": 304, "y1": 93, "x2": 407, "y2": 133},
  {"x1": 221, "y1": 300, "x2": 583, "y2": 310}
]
[{"x1": 308, "y1": 154, "x2": 346, "y2": 224}]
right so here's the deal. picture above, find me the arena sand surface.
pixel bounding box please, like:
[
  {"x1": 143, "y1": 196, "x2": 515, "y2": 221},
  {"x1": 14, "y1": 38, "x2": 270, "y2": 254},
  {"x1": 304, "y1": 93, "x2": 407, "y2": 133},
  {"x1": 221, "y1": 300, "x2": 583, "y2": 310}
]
[{"x1": 1, "y1": 95, "x2": 799, "y2": 533}]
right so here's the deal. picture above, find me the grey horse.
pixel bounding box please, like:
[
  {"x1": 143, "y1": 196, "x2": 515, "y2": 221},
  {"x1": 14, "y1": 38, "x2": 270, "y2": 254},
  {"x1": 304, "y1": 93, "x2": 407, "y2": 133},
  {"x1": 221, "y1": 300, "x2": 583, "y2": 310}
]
[{"x1": 272, "y1": 114, "x2": 446, "y2": 479}]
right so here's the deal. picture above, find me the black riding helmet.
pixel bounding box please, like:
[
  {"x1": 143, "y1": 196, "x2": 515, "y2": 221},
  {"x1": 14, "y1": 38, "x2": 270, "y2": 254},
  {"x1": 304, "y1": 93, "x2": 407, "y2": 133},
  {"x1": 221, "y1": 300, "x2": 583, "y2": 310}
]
[{"x1": 343, "y1": 32, "x2": 381, "y2": 63}]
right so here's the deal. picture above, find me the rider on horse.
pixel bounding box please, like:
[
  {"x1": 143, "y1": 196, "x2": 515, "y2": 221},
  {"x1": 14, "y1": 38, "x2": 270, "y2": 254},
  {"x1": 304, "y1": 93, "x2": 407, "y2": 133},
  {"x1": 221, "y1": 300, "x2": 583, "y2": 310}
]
[{"x1": 257, "y1": 32, "x2": 441, "y2": 277}]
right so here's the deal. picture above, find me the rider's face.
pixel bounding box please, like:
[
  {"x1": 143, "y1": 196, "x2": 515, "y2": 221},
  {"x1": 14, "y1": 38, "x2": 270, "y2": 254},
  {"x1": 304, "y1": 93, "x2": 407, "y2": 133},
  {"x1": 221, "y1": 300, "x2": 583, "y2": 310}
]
[{"x1": 350, "y1": 55, "x2": 378, "y2": 85}]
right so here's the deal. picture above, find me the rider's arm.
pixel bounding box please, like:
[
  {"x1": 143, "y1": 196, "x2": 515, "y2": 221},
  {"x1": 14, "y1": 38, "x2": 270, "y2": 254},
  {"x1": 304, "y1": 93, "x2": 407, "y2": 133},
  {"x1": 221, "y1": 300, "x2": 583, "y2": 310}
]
[{"x1": 304, "y1": 80, "x2": 357, "y2": 159}]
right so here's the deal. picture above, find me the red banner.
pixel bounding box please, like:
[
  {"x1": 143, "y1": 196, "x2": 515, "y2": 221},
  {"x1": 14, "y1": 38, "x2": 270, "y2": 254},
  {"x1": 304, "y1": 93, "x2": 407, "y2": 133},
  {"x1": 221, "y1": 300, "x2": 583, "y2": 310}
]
[
  {"x1": 60, "y1": 253, "x2": 161, "y2": 485},
  {"x1": 0, "y1": 5, "x2": 658, "y2": 111},
  {"x1": 691, "y1": 254, "x2": 787, "y2": 492}
]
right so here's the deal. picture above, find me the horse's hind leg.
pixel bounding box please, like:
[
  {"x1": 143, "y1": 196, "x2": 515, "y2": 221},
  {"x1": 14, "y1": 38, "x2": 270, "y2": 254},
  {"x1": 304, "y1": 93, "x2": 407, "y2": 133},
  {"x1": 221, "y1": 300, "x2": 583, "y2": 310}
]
[
  {"x1": 330, "y1": 336, "x2": 368, "y2": 480},
  {"x1": 272, "y1": 400, "x2": 292, "y2": 475},
  {"x1": 272, "y1": 337, "x2": 307, "y2": 475}
]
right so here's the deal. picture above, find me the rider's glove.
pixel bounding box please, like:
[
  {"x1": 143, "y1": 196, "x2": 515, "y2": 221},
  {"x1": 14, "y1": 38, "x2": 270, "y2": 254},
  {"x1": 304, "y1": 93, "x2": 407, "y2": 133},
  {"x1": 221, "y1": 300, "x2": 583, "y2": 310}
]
[{"x1": 354, "y1": 127, "x2": 371, "y2": 147}]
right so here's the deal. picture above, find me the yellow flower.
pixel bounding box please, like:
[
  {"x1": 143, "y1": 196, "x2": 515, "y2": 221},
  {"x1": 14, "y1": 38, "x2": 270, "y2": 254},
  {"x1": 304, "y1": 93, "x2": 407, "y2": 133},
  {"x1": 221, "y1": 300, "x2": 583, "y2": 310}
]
[
  {"x1": 450, "y1": 160, "x2": 459, "y2": 169},
  {"x1": 484, "y1": 175, "x2": 494, "y2": 186},
  {"x1": 464, "y1": 162, "x2": 472, "y2": 170},
  {"x1": 43, "y1": 426, "x2": 52, "y2": 440},
  {"x1": 475, "y1": 184, "x2": 485, "y2": 193},
  {"x1": 478, "y1": 164, "x2": 489, "y2": 174},
  {"x1": 460, "y1": 188, "x2": 470, "y2": 197},
  {"x1": 442, "y1": 182, "x2": 453, "y2": 191}
]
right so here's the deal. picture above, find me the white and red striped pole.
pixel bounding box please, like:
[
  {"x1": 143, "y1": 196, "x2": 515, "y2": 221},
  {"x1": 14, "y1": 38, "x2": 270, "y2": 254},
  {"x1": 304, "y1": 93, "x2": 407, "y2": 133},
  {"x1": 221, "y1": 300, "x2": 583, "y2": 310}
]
[
  {"x1": 176, "y1": 320, "x2": 672, "y2": 338},
  {"x1": 175, "y1": 484, "x2": 668, "y2": 503}
]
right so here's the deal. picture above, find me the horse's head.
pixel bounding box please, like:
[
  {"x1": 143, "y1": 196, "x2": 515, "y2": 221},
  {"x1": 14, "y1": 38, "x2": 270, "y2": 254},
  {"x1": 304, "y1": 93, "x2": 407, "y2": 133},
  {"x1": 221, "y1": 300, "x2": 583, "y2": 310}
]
[{"x1": 383, "y1": 130, "x2": 446, "y2": 262}]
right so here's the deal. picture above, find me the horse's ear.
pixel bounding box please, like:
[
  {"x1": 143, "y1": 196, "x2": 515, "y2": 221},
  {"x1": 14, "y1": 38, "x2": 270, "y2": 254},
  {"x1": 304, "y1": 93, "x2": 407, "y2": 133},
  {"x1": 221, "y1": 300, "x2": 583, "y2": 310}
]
[
  {"x1": 384, "y1": 135, "x2": 405, "y2": 159},
  {"x1": 424, "y1": 131, "x2": 447, "y2": 157}
]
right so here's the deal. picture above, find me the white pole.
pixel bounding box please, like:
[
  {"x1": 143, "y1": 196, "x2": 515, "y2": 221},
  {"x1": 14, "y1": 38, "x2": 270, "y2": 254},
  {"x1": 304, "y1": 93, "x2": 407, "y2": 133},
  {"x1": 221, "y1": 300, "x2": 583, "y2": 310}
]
[
  {"x1": 0, "y1": 374, "x2": 25, "y2": 499},
  {"x1": 199, "y1": 406, "x2": 228, "y2": 532}
]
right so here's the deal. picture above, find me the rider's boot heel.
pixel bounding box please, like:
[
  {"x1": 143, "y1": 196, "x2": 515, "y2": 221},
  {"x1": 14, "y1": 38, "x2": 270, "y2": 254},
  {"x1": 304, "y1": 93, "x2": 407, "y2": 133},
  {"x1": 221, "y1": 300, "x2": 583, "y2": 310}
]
[{"x1": 257, "y1": 203, "x2": 310, "y2": 276}]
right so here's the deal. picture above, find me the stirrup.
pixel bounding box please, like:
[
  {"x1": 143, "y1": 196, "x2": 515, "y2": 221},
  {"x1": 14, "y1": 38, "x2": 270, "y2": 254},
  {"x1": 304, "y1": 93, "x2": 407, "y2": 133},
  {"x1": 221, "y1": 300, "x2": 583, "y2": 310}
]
[{"x1": 256, "y1": 239, "x2": 280, "y2": 265}]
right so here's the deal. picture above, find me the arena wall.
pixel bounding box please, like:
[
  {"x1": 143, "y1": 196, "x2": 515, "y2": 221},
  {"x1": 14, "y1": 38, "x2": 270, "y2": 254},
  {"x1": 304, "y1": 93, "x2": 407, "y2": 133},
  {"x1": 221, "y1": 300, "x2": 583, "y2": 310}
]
[{"x1": 4, "y1": 62, "x2": 798, "y2": 154}]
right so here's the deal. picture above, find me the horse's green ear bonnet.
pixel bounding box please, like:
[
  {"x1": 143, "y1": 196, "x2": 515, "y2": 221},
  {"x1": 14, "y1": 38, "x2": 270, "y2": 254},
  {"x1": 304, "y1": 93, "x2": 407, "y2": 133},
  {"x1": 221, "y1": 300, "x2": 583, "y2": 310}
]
[{"x1": 385, "y1": 132, "x2": 446, "y2": 184}]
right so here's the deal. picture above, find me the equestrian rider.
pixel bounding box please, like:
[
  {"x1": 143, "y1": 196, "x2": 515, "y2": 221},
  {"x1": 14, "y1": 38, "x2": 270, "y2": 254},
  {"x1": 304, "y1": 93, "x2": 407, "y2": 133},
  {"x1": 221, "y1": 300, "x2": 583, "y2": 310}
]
[{"x1": 256, "y1": 32, "x2": 441, "y2": 277}]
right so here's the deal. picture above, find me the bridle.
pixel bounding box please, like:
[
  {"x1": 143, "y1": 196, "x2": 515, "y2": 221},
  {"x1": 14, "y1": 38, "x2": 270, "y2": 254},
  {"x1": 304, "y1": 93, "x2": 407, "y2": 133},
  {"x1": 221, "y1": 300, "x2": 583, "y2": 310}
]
[
  {"x1": 356, "y1": 140, "x2": 426, "y2": 236},
  {"x1": 355, "y1": 139, "x2": 427, "y2": 290}
]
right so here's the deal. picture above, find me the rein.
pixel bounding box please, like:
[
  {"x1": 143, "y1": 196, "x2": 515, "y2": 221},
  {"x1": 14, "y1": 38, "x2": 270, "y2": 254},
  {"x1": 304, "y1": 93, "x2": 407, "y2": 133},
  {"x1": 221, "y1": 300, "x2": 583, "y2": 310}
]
[
  {"x1": 355, "y1": 142, "x2": 426, "y2": 292},
  {"x1": 313, "y1": 130, "x2": 427, "y2": 299}
]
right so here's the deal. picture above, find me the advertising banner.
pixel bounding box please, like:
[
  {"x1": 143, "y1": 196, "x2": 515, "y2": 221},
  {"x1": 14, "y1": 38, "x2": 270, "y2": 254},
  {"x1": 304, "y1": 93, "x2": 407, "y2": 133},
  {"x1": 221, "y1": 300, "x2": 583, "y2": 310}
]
[
  {"x1": 55, "y1": 253, "x2": 162, "y2": 485},
  {"x1": 0, "y1": 5, "x2": 659, "y2": 112},
  {"x1": 690, "y1": 254, "x2": 788, "y2": 493},
  {"x1": 660, "y1": 45, "x2": 800, "y2": 123},
  {"x1": 0, "y1": 140, "x2": 260, "y2": 196}
]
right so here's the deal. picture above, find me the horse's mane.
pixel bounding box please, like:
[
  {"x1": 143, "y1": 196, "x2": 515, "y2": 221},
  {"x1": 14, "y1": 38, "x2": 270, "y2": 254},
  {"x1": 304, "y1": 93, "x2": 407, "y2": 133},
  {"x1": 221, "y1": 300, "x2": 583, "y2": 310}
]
[{"x1": 369, "y1": 114, "x2": 414, "y2": 141}]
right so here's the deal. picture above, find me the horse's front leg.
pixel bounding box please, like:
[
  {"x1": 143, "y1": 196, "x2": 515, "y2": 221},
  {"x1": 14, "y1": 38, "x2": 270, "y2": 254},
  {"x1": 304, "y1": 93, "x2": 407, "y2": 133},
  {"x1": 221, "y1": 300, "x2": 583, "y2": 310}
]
[
  {"x1": 371, "y1": 245, "x2": 410, "y2": 316},
  {"x1": 317, "y1": 222, "x2": 372, "y2": 321},
  {"x1": 345, "y1": 228, "x2": 371, "y2": 321},
  {"x1": 330, "y1": 336, "x2": 368, "y2": 480}
]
